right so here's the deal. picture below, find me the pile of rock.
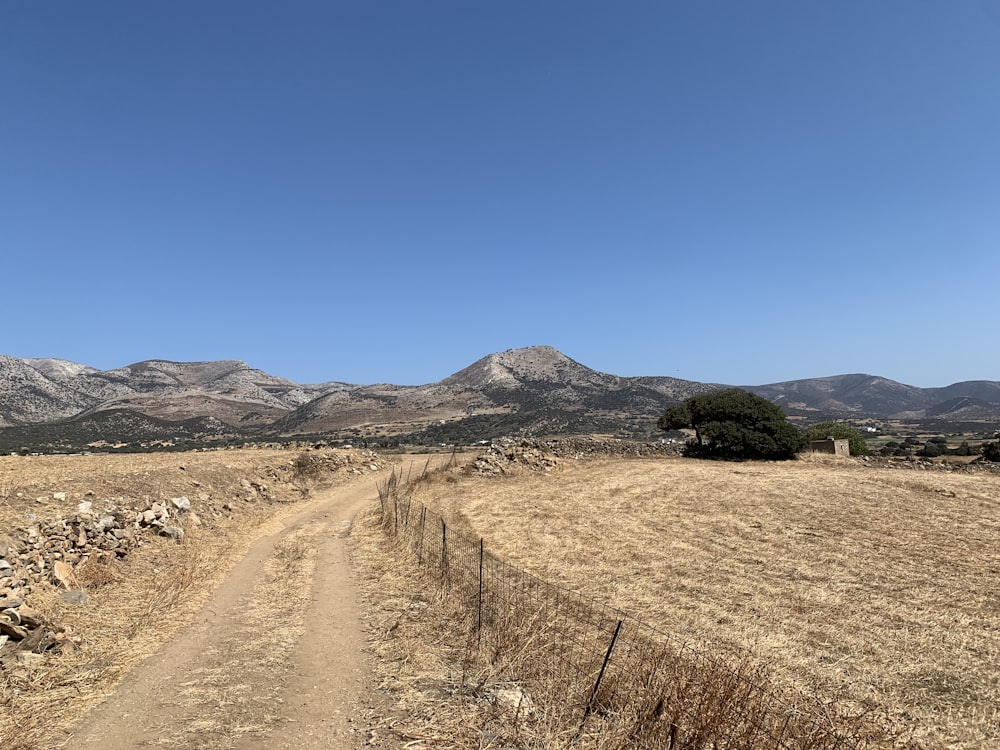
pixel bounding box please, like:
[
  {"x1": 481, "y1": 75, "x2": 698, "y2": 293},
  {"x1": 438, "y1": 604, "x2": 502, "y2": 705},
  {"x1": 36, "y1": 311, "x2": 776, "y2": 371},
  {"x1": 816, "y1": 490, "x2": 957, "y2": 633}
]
[
  {"x1": 858, "y1": 454, "x2": 1000, "y2": 474},
  {"x1": 1, "y1": 448, "x2": 385, "y2": 669},
  {"x1": 467, "y1": 439, "x2": 560, "y2": 476},
  {"x1": 292, "y1": 448, "x2": 384, "y2": 477},
  {"x1": 466, "y1": 437, "x2": 682, "y2": 476},
  {"x1": 0, "y1": 544, "x2": 80, "y2": 668},
  {"x1": 0, "y1": 494, "x2": 196, "y2": 667},
  {"x1": 0, "y1": 584, "x2": 73, "y2": 669},
  {"x1": 539, "y1": 437, "x2": 683, "y2": 458}
]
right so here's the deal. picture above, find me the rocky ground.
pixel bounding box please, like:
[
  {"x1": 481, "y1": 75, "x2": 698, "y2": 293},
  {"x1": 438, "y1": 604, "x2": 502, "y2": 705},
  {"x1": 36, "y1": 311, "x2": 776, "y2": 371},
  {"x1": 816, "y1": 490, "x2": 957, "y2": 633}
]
[
  {"x1": 465, "y1": 436, "x2": 682, "y2": 475},
  {"x1": 0, "y1": 445, "x2": 388, "y2": 748},
  {"x1": 4, "y1": 438, "x2": 994, "y2": 749}
]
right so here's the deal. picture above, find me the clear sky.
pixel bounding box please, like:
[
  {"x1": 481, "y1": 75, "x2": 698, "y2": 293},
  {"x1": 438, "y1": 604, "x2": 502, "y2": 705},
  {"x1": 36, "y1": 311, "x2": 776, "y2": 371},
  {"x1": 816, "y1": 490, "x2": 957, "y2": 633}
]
[{"x1": 2, "y1": 1, "x2": 998, "y2": 388}]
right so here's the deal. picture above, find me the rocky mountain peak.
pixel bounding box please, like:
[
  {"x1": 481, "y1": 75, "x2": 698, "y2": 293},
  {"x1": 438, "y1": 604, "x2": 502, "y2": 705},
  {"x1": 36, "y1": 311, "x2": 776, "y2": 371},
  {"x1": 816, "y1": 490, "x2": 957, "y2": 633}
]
[
  {"x1": 22, "y1": 358, "x2": 100, "y2": 380},
  {"x1": 441, "y1": 345, "x2": 610, "y2": 390}
]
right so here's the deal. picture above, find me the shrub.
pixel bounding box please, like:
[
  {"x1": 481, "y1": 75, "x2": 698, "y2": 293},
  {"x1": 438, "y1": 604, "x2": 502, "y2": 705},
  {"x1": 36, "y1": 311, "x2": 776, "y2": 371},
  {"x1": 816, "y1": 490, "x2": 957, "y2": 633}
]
[
  {"x1": 918, "y1": 442, "x2": 943, "y2": 458},
  {"x1": 981, "y1": 441, "x2": 1000, "y2": 462},
  {"x1": 953, "y1": 441, "x2": 974, "y2": 456},
  {"x1": 658, "y1": 389, "x2": 803, "y2": 460}
]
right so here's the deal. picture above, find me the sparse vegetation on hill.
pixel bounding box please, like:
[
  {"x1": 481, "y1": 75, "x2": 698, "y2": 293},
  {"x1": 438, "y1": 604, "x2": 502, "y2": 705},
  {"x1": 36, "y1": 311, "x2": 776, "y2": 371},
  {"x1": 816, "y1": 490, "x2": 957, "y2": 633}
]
[{"x1": 4, "y1": 349, "x2": 1000, "y2": 452}]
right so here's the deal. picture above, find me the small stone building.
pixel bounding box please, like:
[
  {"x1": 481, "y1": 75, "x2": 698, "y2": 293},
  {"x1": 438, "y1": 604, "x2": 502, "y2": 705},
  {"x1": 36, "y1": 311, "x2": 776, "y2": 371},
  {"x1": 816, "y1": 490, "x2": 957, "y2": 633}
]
[{"x1": 810, "y1": 438, "x2": 850, "y2": 457}]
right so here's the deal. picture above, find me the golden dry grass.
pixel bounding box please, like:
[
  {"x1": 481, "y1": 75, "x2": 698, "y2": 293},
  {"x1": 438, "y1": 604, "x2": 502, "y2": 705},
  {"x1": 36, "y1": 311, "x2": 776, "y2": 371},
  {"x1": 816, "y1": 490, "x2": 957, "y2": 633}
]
[
  {"x1": 0, "y1": 447, "x2": 358, "y2": 750},
  {"x1": 352, "y1": 503, "x2": 599, "y2": 750},
  {"x1": 397, "y1": 453, "x2": 1000, "y2": 749}
]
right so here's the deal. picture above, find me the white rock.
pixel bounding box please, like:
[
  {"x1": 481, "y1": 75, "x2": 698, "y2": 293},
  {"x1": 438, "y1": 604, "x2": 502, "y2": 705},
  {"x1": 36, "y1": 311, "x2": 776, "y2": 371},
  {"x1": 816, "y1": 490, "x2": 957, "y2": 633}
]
[
  {"x1": 53, "y1": 492, "x2": 67, "y2": 501},
  {"x1": 171, "y1": 496, "x2": 191, "y2": 512},
  {"x1": 77, "y1": 501, "x2": 93, "y2": 515}
]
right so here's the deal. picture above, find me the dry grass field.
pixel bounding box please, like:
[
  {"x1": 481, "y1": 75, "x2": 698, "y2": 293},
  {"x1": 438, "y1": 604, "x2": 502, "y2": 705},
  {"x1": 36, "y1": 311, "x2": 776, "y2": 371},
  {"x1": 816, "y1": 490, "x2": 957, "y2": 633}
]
[
  {"x1": 5, "y1": 447, "x2": 997, "y2": 749},
  {"x1": 0, "y1": 447, "x2": 378, "y2": 750},
  {"x1": 397, "y1": 453, "x2": 1000, "y2": 749}
]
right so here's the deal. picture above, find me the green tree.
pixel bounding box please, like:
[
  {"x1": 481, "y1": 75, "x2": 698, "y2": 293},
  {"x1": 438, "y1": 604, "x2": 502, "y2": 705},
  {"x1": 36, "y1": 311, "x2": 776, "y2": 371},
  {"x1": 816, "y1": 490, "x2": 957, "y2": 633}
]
[
  {"x1": 981, "y1": 440, "x2": 1000, "y2": 462},
  {"x1": 657, "y1": 403, "x2": 691, "y2": 432},
  {"x1": 659, "y1": 389, "x2": 804, "y2": 460},
  {"x1": 801, "y1": 421, "x2": 869, "y2": 456},
  {"x1": 953, "y1": 441, "x2": 973, "y2": 456},
  {"x1": 918, "y1": 441, "x2": 943, "y2": 458}
]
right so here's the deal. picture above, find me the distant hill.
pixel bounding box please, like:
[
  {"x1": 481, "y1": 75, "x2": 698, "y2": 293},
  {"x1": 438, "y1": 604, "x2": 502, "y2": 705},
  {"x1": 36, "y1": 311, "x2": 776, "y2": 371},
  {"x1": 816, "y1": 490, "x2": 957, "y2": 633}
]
[
  {"x1": 0, "y1": 356, "x2": 338, "y2": 429},
  {"x1": 744, "y1": 374, "x2": 1000, "y2": 422},
  {"x1": 1, "y1": 347, "x2": 997, "y2": 450},
  {"x1": 0, "y1": 409, "x2": 236, "y2": 453}
]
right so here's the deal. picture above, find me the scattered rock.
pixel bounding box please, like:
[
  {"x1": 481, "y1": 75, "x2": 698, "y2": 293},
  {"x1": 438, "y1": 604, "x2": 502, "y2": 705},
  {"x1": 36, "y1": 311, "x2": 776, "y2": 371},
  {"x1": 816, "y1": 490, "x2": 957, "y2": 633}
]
[
  {"x1": 466, "y1": 437, "x2": 681, "y2": 477},
  {"x1": 0, "y1": 447, "x2": 385, "y2": 667},
  {"x1": 171, "y1": 496, "x2": 191, "y2": 512},
  {"x1": 0, "y1": 619, "x2": 28, "y2": 640},
  {"x1": 15, "y1": 651, "x2": 45, "y2": 666},
  {"x1": 493, "y1": 685, "x2": 536, "y2": 715},
  {"x1": 158, "y1": 525, "x2": 184, "y2": 541}
]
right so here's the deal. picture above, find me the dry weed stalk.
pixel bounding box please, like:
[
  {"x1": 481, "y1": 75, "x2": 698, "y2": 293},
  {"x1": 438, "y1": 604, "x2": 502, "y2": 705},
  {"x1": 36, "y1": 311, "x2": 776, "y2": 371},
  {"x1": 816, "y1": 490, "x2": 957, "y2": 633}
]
[
  {"x1": 394, "y1": 454, "x2": 1000, "y2": 748},
  {"x1": 370, "y1": 467, "x2": 885, "y2": 750},
  {"x1": 0, "y1": 447, "x2": 348, "y2": 749}
]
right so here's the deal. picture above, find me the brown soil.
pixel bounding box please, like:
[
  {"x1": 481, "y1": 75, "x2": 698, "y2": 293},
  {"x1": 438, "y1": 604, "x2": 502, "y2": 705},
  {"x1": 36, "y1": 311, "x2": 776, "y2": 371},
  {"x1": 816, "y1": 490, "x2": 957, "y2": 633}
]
[
  {"x1": 59, "y1": 478, "x2": 393, "y2": 749},
  {"x1": 0, "y1": 448, "x2": 457, "y2": 750}
]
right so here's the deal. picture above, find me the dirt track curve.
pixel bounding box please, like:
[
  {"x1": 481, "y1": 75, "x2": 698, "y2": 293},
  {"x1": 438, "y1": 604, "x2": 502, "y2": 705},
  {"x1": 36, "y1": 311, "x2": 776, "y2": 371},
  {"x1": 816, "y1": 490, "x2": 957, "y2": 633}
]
[{"x1": 61, "y1": 471, "x2": 402, "y2": 750}]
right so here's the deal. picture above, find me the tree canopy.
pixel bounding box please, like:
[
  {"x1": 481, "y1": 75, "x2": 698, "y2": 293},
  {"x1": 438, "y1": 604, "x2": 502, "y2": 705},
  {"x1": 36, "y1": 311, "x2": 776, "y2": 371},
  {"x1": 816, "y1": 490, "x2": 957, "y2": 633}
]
[
  {"x1": 982, "y1": 440, "x2": 1000, "y2": 462},
  {"x1": 658, "y1": 388, "x2": 804, "y2": 460},
  {"x1": 801, "y1": 421, "x2": 869, "y2": 456}
]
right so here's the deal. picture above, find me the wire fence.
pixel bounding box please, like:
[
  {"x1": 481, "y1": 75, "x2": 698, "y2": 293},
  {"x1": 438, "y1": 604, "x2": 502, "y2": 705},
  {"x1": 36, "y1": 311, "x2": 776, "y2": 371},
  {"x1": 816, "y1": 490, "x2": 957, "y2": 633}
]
[{"x1": 377, "y1": 467, "x2": 879, "y2": 750}]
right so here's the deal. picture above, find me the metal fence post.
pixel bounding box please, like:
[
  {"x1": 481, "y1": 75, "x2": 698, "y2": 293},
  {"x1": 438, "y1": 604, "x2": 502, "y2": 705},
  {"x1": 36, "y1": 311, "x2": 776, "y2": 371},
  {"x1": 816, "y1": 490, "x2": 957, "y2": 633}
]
[
  {"x1": 441, "y1": 520, "x2": 448, "y2": 584},
  {"x1": 417, "y1": 505, "x2": 426, "y2": 565},
  {"x1": 477, "y1": 538, "x2": 484, "y2": 640},
  {"x1": 580, "y1": 619, "x2": 624, "y2": 733}
]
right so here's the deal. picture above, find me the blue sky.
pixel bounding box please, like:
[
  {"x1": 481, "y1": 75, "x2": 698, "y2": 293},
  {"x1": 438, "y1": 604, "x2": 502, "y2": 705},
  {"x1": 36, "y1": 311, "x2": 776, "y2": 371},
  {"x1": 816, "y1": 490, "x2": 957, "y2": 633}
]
[{"x1": 3, "y1": 1, "x2": 998, "y2": 388}]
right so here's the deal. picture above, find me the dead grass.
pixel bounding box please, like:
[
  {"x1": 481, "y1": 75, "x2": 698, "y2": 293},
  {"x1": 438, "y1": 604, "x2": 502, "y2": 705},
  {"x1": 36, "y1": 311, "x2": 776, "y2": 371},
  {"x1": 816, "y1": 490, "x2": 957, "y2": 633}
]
[
  {"x1": 352, "y1": 504, "x2": 572, "y2": 749},
  {"x1": 146, "y1": 523, "x2": 322, "y2": 748},
  {"x1": 382, "y1": 452, "x2": 1000, "y2": 749},
  {"x1": 0, "y1": 447, "x2": 355, "y2": 749},
  {"x1": 0, "y1": 519, "x2": 261, "y2": 749}
]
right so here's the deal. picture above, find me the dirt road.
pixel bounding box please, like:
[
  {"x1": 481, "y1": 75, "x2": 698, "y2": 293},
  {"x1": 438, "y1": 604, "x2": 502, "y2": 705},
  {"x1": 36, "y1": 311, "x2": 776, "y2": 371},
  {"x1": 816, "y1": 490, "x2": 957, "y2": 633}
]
[{"x1": 62, "y1": 473, "x2": 400, "y2": 750}]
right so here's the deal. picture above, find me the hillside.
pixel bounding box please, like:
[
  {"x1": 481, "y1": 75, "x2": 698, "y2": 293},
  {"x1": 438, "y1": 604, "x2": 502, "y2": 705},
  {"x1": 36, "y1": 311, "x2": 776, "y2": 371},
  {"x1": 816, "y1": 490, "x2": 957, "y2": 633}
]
[{"x1": 1, "y1": 347, "x2": 998, "y2": 449}]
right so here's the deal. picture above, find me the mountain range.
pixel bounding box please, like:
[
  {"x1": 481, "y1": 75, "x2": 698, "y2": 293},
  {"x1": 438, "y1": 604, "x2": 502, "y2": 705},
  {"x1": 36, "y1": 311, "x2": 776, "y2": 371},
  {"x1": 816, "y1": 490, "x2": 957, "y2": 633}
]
[{"x1": 1, "y1": 346, "x2": 998, "y2": 450}]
